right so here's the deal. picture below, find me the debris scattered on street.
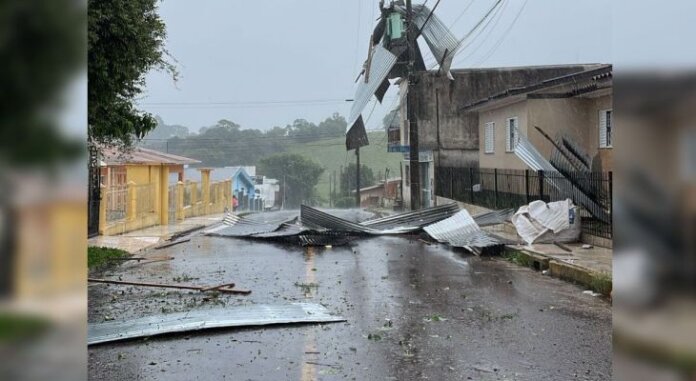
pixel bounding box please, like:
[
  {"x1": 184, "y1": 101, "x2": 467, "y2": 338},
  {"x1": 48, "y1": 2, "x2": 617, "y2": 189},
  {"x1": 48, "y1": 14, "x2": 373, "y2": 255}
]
[
  {"x1": 88, "y1": 303, "x2": 346, "y2": 345},
  {"x1": 155, "y1": 238, "x2": 191, "y2": 250},
  {"x1": 88, "y1": 278, "x2": 251, "y2": 295},
  {"x1": 511, "y1": 199, "x2": 581, "y2": 245},
  {"x1": 423, "y1": 210, "x2": 503, "y2": 251}
]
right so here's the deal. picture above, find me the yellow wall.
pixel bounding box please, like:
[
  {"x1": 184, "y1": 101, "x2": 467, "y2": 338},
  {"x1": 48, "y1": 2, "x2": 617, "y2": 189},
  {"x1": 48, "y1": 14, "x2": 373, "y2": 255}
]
[
  {"x1": 478, "y1": 94, "x2": 614, "y2": 172},
  {"x1": 15, "y1": 201, "x2": 87, "y2": 297},
  {"x1": 478, "y1": 100, "x2": 529, "y2": 170}
]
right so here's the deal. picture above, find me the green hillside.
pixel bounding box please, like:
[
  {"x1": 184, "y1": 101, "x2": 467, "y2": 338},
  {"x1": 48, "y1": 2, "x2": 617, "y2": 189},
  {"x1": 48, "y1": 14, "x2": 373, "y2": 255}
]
[{"x1": 286, "y1": 131, "x2": 403, "y2": 204}]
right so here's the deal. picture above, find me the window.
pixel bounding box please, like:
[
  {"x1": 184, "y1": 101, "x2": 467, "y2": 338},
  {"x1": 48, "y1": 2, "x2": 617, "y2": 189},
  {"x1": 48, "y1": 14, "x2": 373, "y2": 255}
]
[
  {"x1": 484, "y1": 122, "x2": 495, "y2": 154},
  {"x1": 506, "y1": 117, "x2": 518, "y2": 152},
  {"x1": 599, "y1": 109, "x2": 613, "y2": 148}
]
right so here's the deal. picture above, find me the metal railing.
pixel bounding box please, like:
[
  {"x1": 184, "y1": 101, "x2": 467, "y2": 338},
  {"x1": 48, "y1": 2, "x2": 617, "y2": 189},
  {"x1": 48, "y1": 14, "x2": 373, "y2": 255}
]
[
  {"x1": 104, "y1": 185, "x2": 127, "y2": 222},
  {"x1": 435, "y1": 167, "x2": 612, "y2": 239}
]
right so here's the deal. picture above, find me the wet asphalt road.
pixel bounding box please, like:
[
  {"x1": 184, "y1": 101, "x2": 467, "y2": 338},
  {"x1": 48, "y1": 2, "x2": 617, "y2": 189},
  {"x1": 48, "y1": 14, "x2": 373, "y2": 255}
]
[{"x1": 88, "y1": 217, "x2": 611, "y2": 380}]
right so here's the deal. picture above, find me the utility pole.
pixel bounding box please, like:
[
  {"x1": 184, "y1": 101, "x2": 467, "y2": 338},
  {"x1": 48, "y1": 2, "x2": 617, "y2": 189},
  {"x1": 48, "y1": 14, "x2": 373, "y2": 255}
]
[
  {"x1": 282, "y1": 174, "x2": 286, "y2": 210},
  {"x1": 406, "y1": 0, "x2": 421, "y2": 210},
  {"x1": 333, "y1": 170, "x2": 337, "y2": 207},
  {"x1": 355, "y1": 147, "x2": 361, "y2": 208}
]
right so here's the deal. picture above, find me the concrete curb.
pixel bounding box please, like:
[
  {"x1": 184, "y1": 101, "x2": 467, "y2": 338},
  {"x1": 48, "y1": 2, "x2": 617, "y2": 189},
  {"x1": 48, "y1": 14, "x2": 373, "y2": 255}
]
[{"x1": 503, "y1": 246, "x2": 613, "y2": 296}]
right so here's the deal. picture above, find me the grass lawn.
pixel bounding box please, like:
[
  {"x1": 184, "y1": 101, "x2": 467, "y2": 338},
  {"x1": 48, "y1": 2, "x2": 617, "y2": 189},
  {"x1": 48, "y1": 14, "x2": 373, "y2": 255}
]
[
  {"x1": 88, "y1": 246, "x2": 130, "y2": 270},
  {"x1": 0, "y1": 314, "x2": 51, "y2": 342},
  {"x1": 287, "y1": 131, "x2": 404, "y2": 204}
]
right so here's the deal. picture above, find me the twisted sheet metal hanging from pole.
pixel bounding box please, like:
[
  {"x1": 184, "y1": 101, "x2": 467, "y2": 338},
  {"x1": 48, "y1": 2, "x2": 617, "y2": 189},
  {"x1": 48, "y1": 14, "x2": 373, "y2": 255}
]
[
  {"x1": 411, "y1": 4, "x2": 461, "y2": 77},
  {"x1": 346, "y1": 44, "x2": 399, "y2": 149}
]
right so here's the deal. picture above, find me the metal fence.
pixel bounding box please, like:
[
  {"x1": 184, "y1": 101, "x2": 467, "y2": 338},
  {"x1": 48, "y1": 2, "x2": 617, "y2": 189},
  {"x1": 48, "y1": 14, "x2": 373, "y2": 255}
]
[
  {"x1": 105, "y1": 185, "x2": 127, "y2": 222},
  {"x1": 435, "y1": 167, "x2": 613, "y2": 239}
]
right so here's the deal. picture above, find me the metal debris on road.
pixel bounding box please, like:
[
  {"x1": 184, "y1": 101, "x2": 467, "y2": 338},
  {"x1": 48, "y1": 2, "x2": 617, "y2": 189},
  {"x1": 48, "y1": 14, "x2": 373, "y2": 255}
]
[
  {"x1": 88, "y1": 278, "x2": 251, "y2": 295},
  {"x1": 424, "y1": 210, "x2": 502, "y2": 250},
  {"x1": 88, "y1": 303, "x2": 346, "y2": 345},
  {"x1": 472, "y1": 209, "x2": 514, "y2": 227},
  {"x1": 218, "y1": 213, "x2": 298, "y2": 237},
  {"x1": 360, "y1": 203, "x2": 459, "y2": 230},
  {"x1": 155, "y1": 238, "x2": 191, "y2": 249}
]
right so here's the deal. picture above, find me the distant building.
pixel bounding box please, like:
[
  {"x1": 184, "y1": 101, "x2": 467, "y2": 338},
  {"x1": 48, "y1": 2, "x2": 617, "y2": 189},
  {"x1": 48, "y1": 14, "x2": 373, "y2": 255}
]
[
  {"x1": 255, "y1": 176, "x2": 281, "y2": 210},
  {"x1": 184, "y1": 166, "x2": 258, "y2": 210},
  {"x1": 353, "y1": 178, "x2": 402, "y2": 208}
]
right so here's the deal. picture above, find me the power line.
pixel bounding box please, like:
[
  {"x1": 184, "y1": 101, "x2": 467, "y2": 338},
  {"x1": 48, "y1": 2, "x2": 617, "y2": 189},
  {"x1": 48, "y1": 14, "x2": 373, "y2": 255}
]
[
  {"x1": 427, "y1": 0, "x2": 505, "y2": 71},
  {"x1": 451, "y1": 0, "x2": 509, "y2": 67},
  {"x1": 471, "y1": 0, "x2": 529, "y2": 67}
]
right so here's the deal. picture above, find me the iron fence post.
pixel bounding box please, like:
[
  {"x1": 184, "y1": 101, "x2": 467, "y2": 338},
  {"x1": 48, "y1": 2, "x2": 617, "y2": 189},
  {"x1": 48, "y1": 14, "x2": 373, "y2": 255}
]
[
  {"x1": 525, "y1": 169, "x2": 530, "y2": 203},
  {"x1": 450, "y1": 167, "x2": 454, "y2": 199},
  {"x1": 469, "y1": 167, "x2": 474, "y2": 203},
  {"x1": 609, "y1": 171, "x2": 613, "y2": 235},
  {"x1": 538, "y1": 170, "x2": 544, "y2": 201},
  {"x1": 493, "y1": 168, "x2": 498, "y2": 208}
]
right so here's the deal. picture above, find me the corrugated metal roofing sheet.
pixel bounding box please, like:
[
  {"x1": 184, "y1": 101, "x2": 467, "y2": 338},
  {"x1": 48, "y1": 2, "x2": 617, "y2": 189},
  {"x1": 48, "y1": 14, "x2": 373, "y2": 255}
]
[
  {"x1": 346, "y1": 44, "x2": 399, "y2": 141},
  {"x1": 360, "y1": 203, "x2": 460, "y2": 230},
  {"x1": 412, "y1": 4, "x2": 460, "y2": 75},
  {"x1": 424, "y1": 210, "x2": 501, "y2": 249},
  {"x1": 88, "y1": 303, "x2": 345, "y2": 345},
  {"x1": 514, "y1": 134, "x2": 610, "y2": 223}
]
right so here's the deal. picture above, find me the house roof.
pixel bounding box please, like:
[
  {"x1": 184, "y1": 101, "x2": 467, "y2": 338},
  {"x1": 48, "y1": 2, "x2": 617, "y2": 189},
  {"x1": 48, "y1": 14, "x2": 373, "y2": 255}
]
[
  {"x1": 460, "y1": 64, "x2": 613, "y2": 112},
  {"x1": 101, "y1": 146, "x2": 201, "y2": 166},
  {"x1": 354, "y1": 178, "x2": 402, "y2": 193}
]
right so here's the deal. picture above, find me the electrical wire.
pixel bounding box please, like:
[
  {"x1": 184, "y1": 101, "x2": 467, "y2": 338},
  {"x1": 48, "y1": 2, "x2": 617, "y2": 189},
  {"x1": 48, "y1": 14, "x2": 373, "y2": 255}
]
[
  {"x1": 450, "y1": 0, "x2": 509, "y2": 67},
  {"x1": 426, "y1": 0, "x2": 505, "y2": 71},
  {"x1": 470, "y1": 0, "x2": 529, "y2": 67}
]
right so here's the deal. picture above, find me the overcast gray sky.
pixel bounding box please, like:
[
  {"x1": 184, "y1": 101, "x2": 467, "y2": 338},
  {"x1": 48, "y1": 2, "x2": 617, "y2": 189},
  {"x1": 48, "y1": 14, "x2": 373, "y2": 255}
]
[{"x1": 138, "y1": 0, "x2": 614, "y2": 132}]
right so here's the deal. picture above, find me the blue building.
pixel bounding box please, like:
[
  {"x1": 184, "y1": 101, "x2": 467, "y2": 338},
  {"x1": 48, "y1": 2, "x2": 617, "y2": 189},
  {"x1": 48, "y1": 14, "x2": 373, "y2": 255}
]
[{"x1": 183, "y1": 166, "x2": 259, "y2": 210}]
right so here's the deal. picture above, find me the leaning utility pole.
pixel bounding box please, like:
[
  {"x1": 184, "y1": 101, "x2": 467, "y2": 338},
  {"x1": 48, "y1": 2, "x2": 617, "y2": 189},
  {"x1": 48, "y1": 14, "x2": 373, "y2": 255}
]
[{"x1": 406, "y1": 0, "x2": 421, "y2": 210}]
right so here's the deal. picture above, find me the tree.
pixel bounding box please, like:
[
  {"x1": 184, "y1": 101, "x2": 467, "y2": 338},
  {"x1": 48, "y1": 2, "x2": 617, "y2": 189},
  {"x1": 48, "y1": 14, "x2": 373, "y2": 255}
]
[
  {"x1": 258, "y1": 153, "x2": 324, "y2": 208},
  {"x1": 88, "y1": 0, "x2": 178, "y2": 148},
  {"x1": 340, "y1": 163, "x2": 375, "y2": 196}
]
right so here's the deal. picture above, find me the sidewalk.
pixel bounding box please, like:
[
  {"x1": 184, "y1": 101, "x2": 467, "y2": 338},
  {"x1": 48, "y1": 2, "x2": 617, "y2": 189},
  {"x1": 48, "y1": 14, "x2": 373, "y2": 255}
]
[
  {"x1": 436, "y1": 197, "x2": 613, "y2": 295},
  {"x1": 88, "y1": 213, "x2": 226, "y2": 253}
]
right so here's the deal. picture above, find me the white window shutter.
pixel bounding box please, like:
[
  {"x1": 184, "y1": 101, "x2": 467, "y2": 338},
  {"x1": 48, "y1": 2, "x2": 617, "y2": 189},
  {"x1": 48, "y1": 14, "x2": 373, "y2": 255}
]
[
  {"x1": 599, "y1": 110, "x2": 607, "y2": 148},
  {"x1": 484, "y1": 122, "x2": 494, "y2": 153},
  {"x1": 505, "y1": 121, "x2": 511, "y2": 152}
]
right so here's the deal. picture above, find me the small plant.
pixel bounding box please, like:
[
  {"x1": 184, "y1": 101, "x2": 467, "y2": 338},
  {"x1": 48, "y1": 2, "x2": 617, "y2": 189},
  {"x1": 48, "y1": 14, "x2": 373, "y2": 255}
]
[
  {"x1": 589, "y1": 272, "x2": 612, "y2": 296},
  {"x1": 502, "y1": 249, "x2": 531, "y2": 267},
  {"x1": 88, "y1": 246, "x2": 130, "y2": 270}
]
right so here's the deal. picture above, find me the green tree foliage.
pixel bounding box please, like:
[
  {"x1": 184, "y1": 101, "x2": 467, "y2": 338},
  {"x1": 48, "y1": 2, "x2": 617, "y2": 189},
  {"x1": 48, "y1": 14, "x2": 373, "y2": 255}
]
[
  {"x1": 258, "y1": 153, "x2": 324, "y2": 208},
  {"x1": 1, "y1": 0, "x2": 84, "y2": 166},
  {"x1": 88, "y1": 0, "x2": 177, "y2": 148},
  {"x1": 340, "y1": 163, "x2": 375, "y2": 196},
  {"x1": 160, "y1": 112, "x2": 347, "y2": 167},
  {"x1": 143, "y1": 116, "x2": 190, "y2": 140},
  {"x1": 285, "y1": 113, "x2": 346, "y2": 142}
]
